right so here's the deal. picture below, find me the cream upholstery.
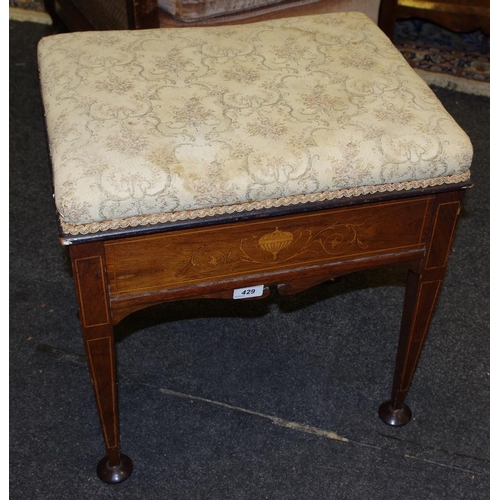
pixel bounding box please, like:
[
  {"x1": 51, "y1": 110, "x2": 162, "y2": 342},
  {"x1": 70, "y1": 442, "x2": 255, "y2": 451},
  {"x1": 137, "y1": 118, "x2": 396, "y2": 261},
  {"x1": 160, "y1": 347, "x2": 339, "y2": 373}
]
[{"x1": 38, "y1": 12, "x2": 472, "y2": 236}]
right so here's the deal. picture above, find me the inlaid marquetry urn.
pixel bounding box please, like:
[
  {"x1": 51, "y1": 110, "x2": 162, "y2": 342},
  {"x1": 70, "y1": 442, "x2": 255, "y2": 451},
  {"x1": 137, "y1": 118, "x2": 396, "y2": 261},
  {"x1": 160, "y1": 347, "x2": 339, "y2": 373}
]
[{"x1": 258, "y1": 228, "x2": 294, "y2": 259}]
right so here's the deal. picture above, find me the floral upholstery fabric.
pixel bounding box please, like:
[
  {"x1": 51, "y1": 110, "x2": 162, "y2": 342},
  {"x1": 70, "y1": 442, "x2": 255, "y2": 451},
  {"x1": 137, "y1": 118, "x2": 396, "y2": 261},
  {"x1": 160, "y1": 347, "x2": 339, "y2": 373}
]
[{"x1": 37, "y1": 12, "x2": 472, "y2": 236}]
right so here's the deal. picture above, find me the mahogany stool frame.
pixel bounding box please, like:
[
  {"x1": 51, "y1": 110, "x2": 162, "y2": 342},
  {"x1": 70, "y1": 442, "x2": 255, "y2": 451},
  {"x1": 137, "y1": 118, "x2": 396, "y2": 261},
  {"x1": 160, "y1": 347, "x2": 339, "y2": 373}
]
[{"x1": 63, "y1": 181, "x2": 470, "y2": 483}]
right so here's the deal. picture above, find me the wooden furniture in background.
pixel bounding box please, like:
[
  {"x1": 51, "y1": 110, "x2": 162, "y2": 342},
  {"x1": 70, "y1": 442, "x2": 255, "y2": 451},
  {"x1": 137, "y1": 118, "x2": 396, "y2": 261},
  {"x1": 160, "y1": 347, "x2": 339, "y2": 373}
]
[
  {"x1": 379, "y1": 0, "x2": 489, "y2": 39},
  {"x1": 42, "y1": 0, "x2": 490, "y2": 45},
  {"x1": 396, "y1": 0, "x2": 489, "y2": 33},
  {"x1": 44, "y1": 0, "x2": 390, "y2": 32}
]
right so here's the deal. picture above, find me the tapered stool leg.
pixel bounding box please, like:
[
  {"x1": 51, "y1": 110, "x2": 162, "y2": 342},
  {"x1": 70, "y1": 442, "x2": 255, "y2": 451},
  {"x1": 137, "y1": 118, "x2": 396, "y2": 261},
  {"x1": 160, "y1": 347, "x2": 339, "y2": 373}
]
[
  {"x1": 379, "y1": 269, "x2": 441, "y2": 426},
  {"x1": 379, "y1": 191, "x2": 465, "y2": 426},
  {"x1": 70, "y1": 242, "x2": 133, "y2": 483}
]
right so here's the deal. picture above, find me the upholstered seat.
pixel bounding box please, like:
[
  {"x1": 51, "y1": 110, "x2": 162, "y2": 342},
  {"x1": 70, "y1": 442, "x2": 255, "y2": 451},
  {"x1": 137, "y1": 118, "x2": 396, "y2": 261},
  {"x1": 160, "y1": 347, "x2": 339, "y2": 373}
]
[
  {"x1": 38, "y1": 11, "x2": 473, "y2": 484},
  {"x1": 38, "y1": 12, "x2": 471, "y2": 238}
]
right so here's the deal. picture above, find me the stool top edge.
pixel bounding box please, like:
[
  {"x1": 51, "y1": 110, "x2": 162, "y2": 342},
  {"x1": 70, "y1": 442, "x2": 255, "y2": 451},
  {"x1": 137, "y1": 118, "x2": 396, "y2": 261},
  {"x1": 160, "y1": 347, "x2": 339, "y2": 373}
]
[{"x1": 58, "y1": 179, "x2": 472, "y2": 245}]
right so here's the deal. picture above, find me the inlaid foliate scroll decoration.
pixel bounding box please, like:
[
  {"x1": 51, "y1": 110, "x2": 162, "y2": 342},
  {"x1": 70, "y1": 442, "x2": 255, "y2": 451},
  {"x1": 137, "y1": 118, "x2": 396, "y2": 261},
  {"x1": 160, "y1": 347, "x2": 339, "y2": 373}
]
[{"x1": 177, "y1": 221, "x2": 367, "y2": 278}]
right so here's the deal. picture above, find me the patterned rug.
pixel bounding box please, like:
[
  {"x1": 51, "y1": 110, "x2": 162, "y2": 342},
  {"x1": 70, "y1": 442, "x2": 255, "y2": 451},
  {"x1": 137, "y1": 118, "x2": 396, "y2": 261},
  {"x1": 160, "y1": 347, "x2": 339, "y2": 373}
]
[
  {"x1": 10, "y1": 0, "x2": 43, "y2": 11},
  {"x1": 394, "y1": 19, "x2": 490, "y2": 83}
]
